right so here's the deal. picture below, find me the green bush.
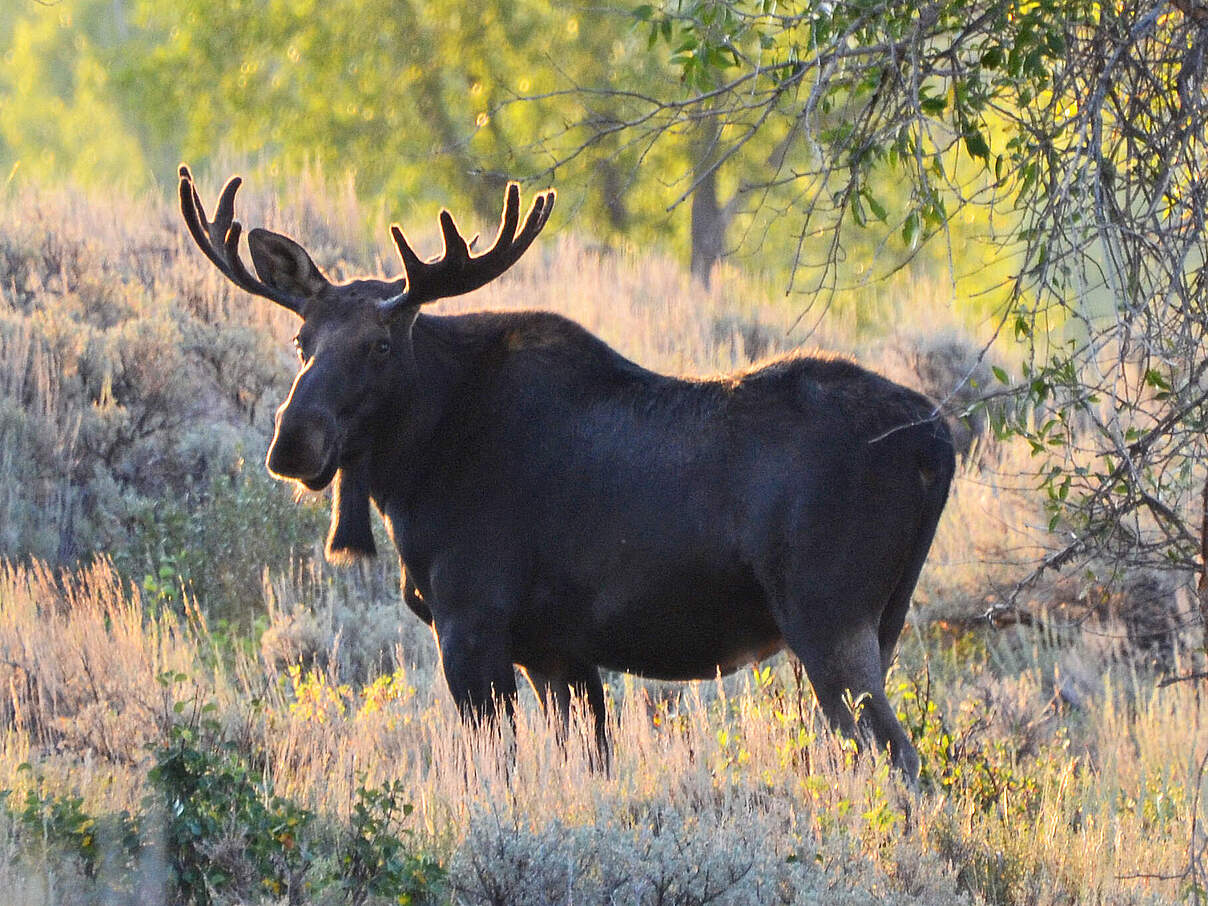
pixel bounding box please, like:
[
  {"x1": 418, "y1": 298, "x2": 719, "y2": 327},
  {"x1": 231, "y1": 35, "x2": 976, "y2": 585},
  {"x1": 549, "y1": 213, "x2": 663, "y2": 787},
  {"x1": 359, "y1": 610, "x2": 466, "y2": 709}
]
[
  {"x1": 147, "y1": 735, "x2": 315, "y2": 905},
  {"x1": 320, "y1": 779, "x2": 444, "y2": 906},
  {"x1": 117, "y1": 458, "x2": 328, "y2": 621},
  {"x1": 1, "y1": 740, "x2": 446, "y2": 906},
  {"x1": 4, "y1": 779, "x2": 140, "y2": 892}
]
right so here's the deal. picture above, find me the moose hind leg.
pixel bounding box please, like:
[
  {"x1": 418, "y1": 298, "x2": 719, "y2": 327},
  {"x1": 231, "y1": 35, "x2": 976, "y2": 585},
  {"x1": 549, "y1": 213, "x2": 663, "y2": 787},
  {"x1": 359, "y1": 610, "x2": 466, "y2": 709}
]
[
  {"x1": 786, "y1": 622, "x2": 919, "y2": 778},
  {"x1": 523, "y1": 664, "x2": 610, "y2": 771},
  {"x1": 569, "y1": 664, "x2": 610, "y2": 772}
]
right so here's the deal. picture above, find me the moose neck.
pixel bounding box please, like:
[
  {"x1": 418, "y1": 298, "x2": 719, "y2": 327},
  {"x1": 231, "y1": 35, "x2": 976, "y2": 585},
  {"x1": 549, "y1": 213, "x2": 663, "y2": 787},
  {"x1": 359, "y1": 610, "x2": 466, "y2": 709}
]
[{"x1": 363, "y1": 310, "x2": 485, "y2": 511}]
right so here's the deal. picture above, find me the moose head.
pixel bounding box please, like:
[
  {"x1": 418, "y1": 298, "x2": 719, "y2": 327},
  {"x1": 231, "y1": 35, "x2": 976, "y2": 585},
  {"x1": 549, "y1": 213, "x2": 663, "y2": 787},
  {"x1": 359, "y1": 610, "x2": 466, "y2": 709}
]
[{"x1": 178, "y1": 165, "x2": 555, "y2": 561}]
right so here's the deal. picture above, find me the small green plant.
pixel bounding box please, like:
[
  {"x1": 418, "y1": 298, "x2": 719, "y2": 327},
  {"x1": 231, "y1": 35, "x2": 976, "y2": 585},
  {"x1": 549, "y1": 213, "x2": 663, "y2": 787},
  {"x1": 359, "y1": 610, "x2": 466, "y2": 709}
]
[
  {"x1": 1, "y1": 735, "x2": 445, "y2": 905},
  {"x1": 3, "y1": 775, "x2": 140, "y2": 883},
  {"x1": 895, "y1": 670, "x2": 1042, "y2": 816},
  {"x1": 321, "y1": 777, "x2": 444, "y2": 905},
  {"x1": 118, "y1": 460, "x2": 329, "y2": 622}
]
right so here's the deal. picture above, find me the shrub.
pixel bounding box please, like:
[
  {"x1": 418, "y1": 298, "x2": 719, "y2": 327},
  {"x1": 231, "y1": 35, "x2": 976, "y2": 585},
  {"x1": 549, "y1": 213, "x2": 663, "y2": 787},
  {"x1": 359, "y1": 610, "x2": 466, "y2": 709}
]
[
  {"x1": 319, "y1": 778, "x2": 444, "y2": 906},
  {"x1": 3, "y1": 779, "x2": 140, "y2": 894},
  {"x1": 116, "y1": 458, "x2": 329, "y2": 621},
  {"x1": 0, "y1": 182, "x2": 327, "y2": 618},
  {"x1": 147, "y1": 735, "x2": 316, "y2": 905},
  {"x1": 449, "y1": 798, "x2": 971, "y2": 906}
]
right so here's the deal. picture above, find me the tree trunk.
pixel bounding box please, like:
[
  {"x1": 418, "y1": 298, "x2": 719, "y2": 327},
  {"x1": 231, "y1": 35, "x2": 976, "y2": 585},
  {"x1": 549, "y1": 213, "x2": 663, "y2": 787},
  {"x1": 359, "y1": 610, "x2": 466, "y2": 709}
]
[
  {"x1": 600, "y1": 161, "x2": 628, "y2": 232},
  {"x1": 690, "y1": 164, "x2": 728, "y2": 287}
]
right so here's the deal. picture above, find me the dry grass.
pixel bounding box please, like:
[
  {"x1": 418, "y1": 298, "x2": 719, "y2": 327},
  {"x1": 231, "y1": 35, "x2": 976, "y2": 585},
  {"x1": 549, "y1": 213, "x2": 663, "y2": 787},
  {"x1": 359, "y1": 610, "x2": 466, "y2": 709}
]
[
  {"x1": 0, "y1": 558, "x2": 1201, "y2": 904},
  {"x1": 0, "y1": 176, "x2": 1203, "y2": 903}
]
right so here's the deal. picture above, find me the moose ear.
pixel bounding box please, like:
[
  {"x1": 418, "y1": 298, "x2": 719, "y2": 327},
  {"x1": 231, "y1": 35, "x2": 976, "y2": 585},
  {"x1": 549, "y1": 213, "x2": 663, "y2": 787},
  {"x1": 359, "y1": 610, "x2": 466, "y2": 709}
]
[
  {"x1": 325, "y1": 462, "x2": 376, "y2": 564},
  {"x1": 248, "y1": 228, "x2": 331, "y2": 299}
]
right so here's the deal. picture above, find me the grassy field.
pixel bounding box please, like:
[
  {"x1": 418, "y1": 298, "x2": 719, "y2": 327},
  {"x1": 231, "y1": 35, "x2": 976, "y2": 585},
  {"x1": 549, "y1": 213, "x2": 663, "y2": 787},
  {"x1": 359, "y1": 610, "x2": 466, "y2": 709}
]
[{"x1": 0, "y1": 175, "x2": 1203, "y2": 904}]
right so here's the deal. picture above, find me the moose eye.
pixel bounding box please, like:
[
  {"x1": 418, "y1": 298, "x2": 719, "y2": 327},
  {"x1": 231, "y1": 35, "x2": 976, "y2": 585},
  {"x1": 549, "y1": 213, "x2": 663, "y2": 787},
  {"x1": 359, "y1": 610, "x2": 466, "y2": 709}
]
[{"x1": 373, "y1": 338, "x2": 392, "y2": 358}]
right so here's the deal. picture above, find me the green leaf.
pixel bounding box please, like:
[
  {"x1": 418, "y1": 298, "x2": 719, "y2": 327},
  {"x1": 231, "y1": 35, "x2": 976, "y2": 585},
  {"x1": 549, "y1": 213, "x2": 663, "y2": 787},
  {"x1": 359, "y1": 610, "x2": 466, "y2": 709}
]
[
  {"x1": 1144, "y1": 368, "x2": 1171, "y2": 390},
  {"x1": 981, "y1": 45, "x2": 1004, "y2": 70},
  {"x1": 919, "y1": 95, "x2": 947, "y2": 115},
  {"x1": 851, "y1": 193, "x2": 867, "y2": 226},
  {"x1": 964, "y1": 129, "x2": 990, "y2": 161},
  {"x1": 992, "y1": 365, "x2": 1009, "y2": 384},
  {"x1": 865, "y1": 192, "x2": 887, "y2": 223}
]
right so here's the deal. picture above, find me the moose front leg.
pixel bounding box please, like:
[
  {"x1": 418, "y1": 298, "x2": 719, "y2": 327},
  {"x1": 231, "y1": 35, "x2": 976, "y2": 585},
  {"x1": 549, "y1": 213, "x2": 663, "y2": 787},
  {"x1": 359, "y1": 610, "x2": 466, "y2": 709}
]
[{"x1": 436, "y1": 622, "x2": 518, "y2": 729}]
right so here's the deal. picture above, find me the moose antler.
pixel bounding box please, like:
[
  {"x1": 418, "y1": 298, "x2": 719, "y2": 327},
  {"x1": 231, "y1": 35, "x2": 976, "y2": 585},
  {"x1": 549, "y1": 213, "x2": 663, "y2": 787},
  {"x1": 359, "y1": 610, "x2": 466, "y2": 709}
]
[
  {"x1": 380, "y1": 182, "x2": 555, "y2": 315},
  {"x1": 178, "y1": 165, "x2": 306, "y2": 313}
]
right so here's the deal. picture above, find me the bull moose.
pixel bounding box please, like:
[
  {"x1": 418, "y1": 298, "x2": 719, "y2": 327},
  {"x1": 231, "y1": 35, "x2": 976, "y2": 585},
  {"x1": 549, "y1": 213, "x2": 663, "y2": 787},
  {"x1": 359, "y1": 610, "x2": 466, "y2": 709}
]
[{"x1": 178, "y1": 166, "x2": 955, "y2": 777}]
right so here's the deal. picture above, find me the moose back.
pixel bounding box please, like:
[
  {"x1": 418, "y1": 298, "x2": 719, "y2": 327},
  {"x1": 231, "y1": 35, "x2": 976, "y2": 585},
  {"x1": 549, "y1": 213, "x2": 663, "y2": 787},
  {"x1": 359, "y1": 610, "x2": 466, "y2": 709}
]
[{"x1": 179, "y1": 167, "x2": 955, "y2": 776}]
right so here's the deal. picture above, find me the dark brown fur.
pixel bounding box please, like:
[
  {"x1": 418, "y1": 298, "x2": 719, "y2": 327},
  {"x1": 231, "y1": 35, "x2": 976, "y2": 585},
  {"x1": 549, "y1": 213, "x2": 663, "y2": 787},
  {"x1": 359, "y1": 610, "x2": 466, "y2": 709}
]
[{"x1": 326, "y1": 455, "x2": 376, "y2": 563}]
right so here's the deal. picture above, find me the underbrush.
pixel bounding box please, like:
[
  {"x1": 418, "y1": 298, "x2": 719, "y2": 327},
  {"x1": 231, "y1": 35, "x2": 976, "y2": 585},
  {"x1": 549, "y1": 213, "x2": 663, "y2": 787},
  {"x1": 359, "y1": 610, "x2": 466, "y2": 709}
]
[
  {"x1": 4, "y1": 735, "x2": 442, "y2": 905},
  {"x1": 0, "y1": 559, "x2": 1201, "y2": 905}
]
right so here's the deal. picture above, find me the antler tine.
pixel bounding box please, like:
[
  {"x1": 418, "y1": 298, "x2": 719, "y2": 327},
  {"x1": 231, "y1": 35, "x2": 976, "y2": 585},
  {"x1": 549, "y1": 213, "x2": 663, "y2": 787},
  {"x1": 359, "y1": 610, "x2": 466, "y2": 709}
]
[
  {"x1": 437, "y1": 210, "x2": 472, "y2": 266},
  {"x1": 383, "y1": 182, "x2": 555, "y2": 314},
  {"x1": 476, "y1": 182, "x2": 522, "y2": 268},
  {"x1": 177, "y1": 165, "x2": 305, "y2": 313},
  {"x1": 509, "y1": 190, "x2": 555, "y2": 260}
]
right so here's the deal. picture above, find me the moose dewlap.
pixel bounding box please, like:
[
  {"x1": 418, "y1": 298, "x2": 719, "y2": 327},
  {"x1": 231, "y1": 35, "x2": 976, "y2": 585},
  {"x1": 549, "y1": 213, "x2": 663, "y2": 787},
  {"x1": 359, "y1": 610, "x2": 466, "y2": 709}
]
[{"x1": 179, "y1": 165, "x2": 955, "y2": 777}]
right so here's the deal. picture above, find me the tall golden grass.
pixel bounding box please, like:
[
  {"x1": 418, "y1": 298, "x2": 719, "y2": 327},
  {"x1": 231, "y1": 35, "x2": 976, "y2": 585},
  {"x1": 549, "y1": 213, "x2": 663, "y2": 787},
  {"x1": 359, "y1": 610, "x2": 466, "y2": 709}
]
[{"x1": 0, "y1": 552, "x2": 1201, "y2": 904}]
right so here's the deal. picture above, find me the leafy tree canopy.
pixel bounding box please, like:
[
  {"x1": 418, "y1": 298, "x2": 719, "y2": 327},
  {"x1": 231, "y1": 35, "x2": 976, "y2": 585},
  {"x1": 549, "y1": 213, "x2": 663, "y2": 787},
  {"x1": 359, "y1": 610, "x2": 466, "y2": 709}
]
[
  {"x1": 2, "y1": 0, "x2": 682, "y2": 247},
  {"x1": 6, "y1": 0, "x2": 1208, "y2": 605},
  {"x1": 591, "y1": 0, "x2": 1208, "y2": 596}
]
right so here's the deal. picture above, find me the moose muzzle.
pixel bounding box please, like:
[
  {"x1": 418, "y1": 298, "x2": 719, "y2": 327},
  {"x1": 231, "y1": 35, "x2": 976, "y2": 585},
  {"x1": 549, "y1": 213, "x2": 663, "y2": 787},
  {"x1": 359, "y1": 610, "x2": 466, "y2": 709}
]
[{"x1": 266, "y1": 405, "x2": 339, "y2": 489}]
